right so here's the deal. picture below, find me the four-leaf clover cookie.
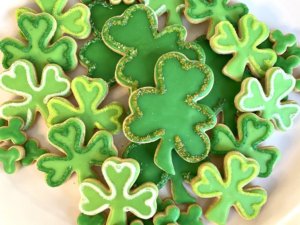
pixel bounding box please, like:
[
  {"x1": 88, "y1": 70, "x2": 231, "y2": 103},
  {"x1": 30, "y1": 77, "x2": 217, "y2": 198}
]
[
  {"x1": 79, "y1": 157, "x2": 158, "y2": 225},
  {"x1": 17, "y1": 0, "x2": 91, "y2": 40},
  {"x1": 192, "y1": 152, "x2": 267, "y2": 225},
  {"x1": 37, "y1": 118, "x2": 117, "y2": 187},
  {"x1": 0, "y1": 12, "x2": 77, "y2": 75},
  {"x1": 102, "y1": 4, "x2": 204, "y2": 90},
  {"x1": 0, "y1": 60, "x2": 71, "y2": 129},
  {"x1": 210, "y1": 14, "x2": 277, "y2": 81},
  {"x1": 124, "y1": 52, "x2": 216, "y2": 175},
  {"x1": 235, "y1": 67, "x2": 300, "y2": 131},
  {"x1": 211, "y1": 113, "x2": 280, "y2": 177}
]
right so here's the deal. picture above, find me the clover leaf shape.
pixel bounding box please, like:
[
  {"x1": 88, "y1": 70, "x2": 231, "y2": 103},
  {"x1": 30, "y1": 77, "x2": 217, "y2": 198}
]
[
  {"x1": 185, "y1": 0, "x2": 248, "y2": 38},
  {"x1": 0, "y1": 118, "x2": 26, "y2": 145},
  {"x1": 124, "y1": 52, "x2": 215, "y2": 175},
  {"x1": 210, "y1": 14, "x2": 277, "y2": 81},
  {"x1": 79, "y1": 157, "x2": 158, "y2": 225},
  {"x1": 102, "y1": 4, "x2": 204, "y2": 90},
  {"x1": 270, "y1": 30, "x2": 297, "y2": 55},
  {"x1": 212, "y1": 113, "x2": 280, "y2": 177},
  {"x1": 77, "y1": 213, "x2": 106, "y2": 225},
  {"x1": 192, "y1": 152, "x2": 267, "y2": 225},
  {"x1": 0, "y1": 12, "x2": 77, "y2": 75},
  {"x1": 47, "y1": 75, "x2": 123, "y2": 141},
  {"x1": 17, "y1": 0, "x2": 91, "y2": 40},
  {"x1": 235, "y1": 68, "x2": 300, "y2": 131},
  {"x1": 0, "y1": 146, "x2": 24, "y2": 174},
  {"x1": 22, "y1": 139, "x2": 47, "y2": 166},
  {"x1": 141, "y1": 0, "x2": 185, "y2": 26},
  {"x1": 37, "y1": 118, "x2": 117, "y2": 187},
  {"x1": 0, "y1": 60, "x2": 71, "y2": 129}
]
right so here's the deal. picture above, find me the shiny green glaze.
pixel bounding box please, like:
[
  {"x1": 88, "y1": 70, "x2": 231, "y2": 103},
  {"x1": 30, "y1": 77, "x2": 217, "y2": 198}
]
[
  {"x1": 77, "y1": 213, "x2": 105, "y2": 225},
  {"x1": 212, "y1": 113, "x2": 280, "y2": 177},
  {"x1": 0, "y1": 146, "x2": 24, "y2": 174},
  {"x1": 47, "y1": 76, "x2": 123, "y2": 140},
  {"x1": 185, "y1": 0, "x2": 248, "y2": 38},
  {"x1": 37, "y1": 118, "x2": 117, "y2": 187},
  {"x1": 0, "y1": 13, "x2": 77, "y2": 75},
  {"x1": 22, "y1": 139, "x2": 47, "y2": 166},
  {"x1": 0, "y1": 118, "x2": 26, "y2": 145},
  {"x1": 270, "y1": 30, "x2": 297, "y2": 55},
  {"x1": 192, "y1": 152, "x2": 267, "y2": 225},
  {"x1": 102, "y1": 4, "x2": 205, "y2": 90},
  {"x1": 124, "y1": 52, "x2": 215, "y2": 175},
  {"x1": 0, "y1": 60, "x2": 71, "y2": 129}
]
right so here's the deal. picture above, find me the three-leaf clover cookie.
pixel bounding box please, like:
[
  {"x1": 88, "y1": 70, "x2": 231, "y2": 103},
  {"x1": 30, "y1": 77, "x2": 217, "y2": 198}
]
[
  {"x1": 270, "y1": 30, "x2": 297, "y2": 55},
  {"x1": 0, "y1": 60, "x2": 71, "y2": 129},
  {"x1": 235, "y1": 68, "x2": 300, "y2": 131},
  {"x1": 77, "y1": 213, "x2": 106, "y2": 225},
  {"x1": 211, "y1": 113, "x2": 280, "y2": 177},
  {"x1": 0, "y1": 12, "x2": 77, "y2": 75},
  {"x1": 0, "y1": 146, "x2": 24, "y2": 174},
  {"x1": 79, "y1": 157, "x2": 158, "y2": 225},
  {"x1": 37, "y1": 118, "x2": 117, "y2": 187},
  {"x1": 124, "y1": 52, "x2": 216, "y2": 175},
  {"x1": 17, "y1": 0, "x2": 91, "y2": 40},
  {"x1": 141, "y1": 0, "x2": 185, "y2": 26},
  {"x1": 102, "y1": 4, "x2": 205, "y2": 90},
  {"x1": 210, "y1": 14, "x2": 277, "y2": 81},
  {"x1": 47, "y1": 76, "x2": 123, "y2": 140},
  {"x1": 185, "y1": 0, "x2": 248, "y2": 38},
  {"x1": 192, "y1": 152, "x2": 267, "y2": 225},
  {"x1": 0, "y1": 118, "x2": 26, "y2": 145},
  {"x1": 22, "y1": 139, "x2": 47, "y2": 166}
]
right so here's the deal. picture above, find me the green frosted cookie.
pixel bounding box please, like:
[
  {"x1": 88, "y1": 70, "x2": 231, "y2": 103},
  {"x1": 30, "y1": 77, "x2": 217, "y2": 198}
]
[
  {"x1": 102, "y1": 4, "x2": 205, "y2": 90},
  {"x1": 37, "y1": 118, "x2": 117, "y2": 187},
  {"x1": 0, "y1": 146, "x2": 24, "y2": 174},
  {"x1": 77, "y1": 213, "x2": 105, "y2": 225},
  {"x1": 0, "y1": 118, "x2": 26, "y2": 145},
  {"x1": 192, "y1": 152, "x2": 267, "y2": 225},
  {"x1": 22, "y1": 139, "x2": 47, "y2": 166},
  {"x1": 17, "y1": 0, "x2": 91, "y2": 40},
  {"x1": 0, "y1": 12, "x2": 77, "y2": 75},
  {"x1": 124, "y1": 52, "x2": 215, "y2": 175}
]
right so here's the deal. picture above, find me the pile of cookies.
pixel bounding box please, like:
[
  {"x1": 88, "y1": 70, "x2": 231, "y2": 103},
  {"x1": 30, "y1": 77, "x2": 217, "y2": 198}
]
[{"x1": 0, "y1": 0, "x2": 299, "y2": 224}]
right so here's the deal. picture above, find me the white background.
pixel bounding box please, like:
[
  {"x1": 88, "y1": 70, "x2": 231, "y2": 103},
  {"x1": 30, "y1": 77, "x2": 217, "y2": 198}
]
[{"x1": 0, "y1": 1, "x2": 300, "y2": 225}]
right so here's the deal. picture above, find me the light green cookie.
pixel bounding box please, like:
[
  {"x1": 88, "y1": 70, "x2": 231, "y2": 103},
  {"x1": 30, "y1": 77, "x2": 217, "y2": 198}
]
[
  {"x1": 79, "y1": 157, "x2": 158, "y2": 225},
  {"x1": 0, "y1": 60, "x2": 71, "y2": 129},
  {"x1": 192, "y1": 152, "x2": 267, "y2": 225},
  {"x1": 235, "y1": 67, "x2": 300, "y2": 131},
  {"x1": 17, "y1": 0, "x2": 91, "y2": 40},
  {"x1": 47, "y1": 76, "x2": 123, "y2": 140},
  {"x1": 0, "y1": 12, "x2": 77, "y2": 75},
  {"x1": 0, "y1": 146, "x2": 24, "y2": 174},
  {"x1": 210, "y1": 14, "x2": 277, "y2": 81},
  {"x1": 37, "y1": 118, "x2": 117, "y2": 187}
]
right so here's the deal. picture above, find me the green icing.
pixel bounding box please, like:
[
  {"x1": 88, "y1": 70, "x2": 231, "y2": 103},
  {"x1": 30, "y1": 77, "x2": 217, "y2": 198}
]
[
  {"x1": 16, "y1": 0, "x2": 91, "y2": 40},
  {"x1": 124, "y1": 142, "x2": 203, "y2": 203},
  {"x1": 37, "y1": 118, "x2": 117, "y2": 187},
  {"x1": 211, "y1": 113, "x2": 280, "y2": 177},
  {"x1": 22, "y1": 139, "x2": 47, "y2": 166},
  {"x1": 185, "y1": 0, "x2": 248, "y2": 38},
  {"x1": 102, "y1": 4, "x2": 205, "y2": 90},
  {"x1": 0, "y1": 118, "x2": 26, "y2": 145},
  {"x1": 77, "y1": 213, "x2": 106, "y2": 225},
  {"x1": 0, "y1": 146, "x2": 24, "y2": 174},
  {"x1": 47, "y1": 76, "x2": 123, "y2": 140},
  {"x1": 192, "y1": 152, "x2": 267, "y2": 225},
  {"x1": 270, "y1": 30, "x2": 297, "y2": 55},
  {"x1": 0, "y1": 12, "x2": 77, "y2": 75},
  {"x1": 210, "y1": 14, "x2": 277, "y2": 81},
  {"x1": 235, "y1": 68, "x2": 300, "y2": 131},
  {"x1": 124, "y1": 52, "x2": 215, "y2": 175},
  {"x1": 0, "y1": 60, "x2": 71, "y2": 129},
  {"x1": 79, "y1": 157, "x2": 158, "y2": 225},
  {"x1": 142, "y1": 0, "x2": 185, "y2": 26}
]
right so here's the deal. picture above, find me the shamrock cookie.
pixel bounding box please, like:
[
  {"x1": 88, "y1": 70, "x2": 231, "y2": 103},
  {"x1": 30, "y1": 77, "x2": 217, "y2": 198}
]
[
  {"x1": 0, "y1": 118, "x2": 26, "y2": 145},
  {"x1": 140, "y1": 0, "x2": 185, "y2": 26},
  {"x1": 47, "y1": 76, "x2": 123, "y2": 140},
  {"x1": 0, "y1": 60, "x2": 71, "y2": 129},
  {"x1": 22, "y1": 139, "x2": 47, "y2": 166},
  {"x1": 17, "y1": 0, "x2": 91, "y2": 40},
  {"x1": 210, "y1": 14, "x2": 277, "y2": 81},
  {"x1": 0, "y1": 146, "x2": 24, "y2": 174},
  {"x1": 77, "y1": 213, "x2": 105, "y2": 225},
  {"x1": 185, "y1": 0, "x2": 248, "y2": 38},
  {"x1": 235, "y1": 68, "x2": 300, "y2": 131},
  {"x1": 123, "y1": 142, "x2": 203, "y2": 203},
  {"x1": 192, "y1": 152, "x2": 267, "y2": 225},
  {"x1": 270, "y1": 30, "x2": 297, "y2": 55},
  {"x1": 37, "y1": 118, "x2": 117, "y2": 187},
  {"x1": 211, "y1": 113, "x2": 280, "y2": 177},
  {"x1": 0, "y1": 12, "x2": 77, "y2": 75},
  {"x1": 79, "y1": 157, "x2": 158, "y2": 225},
  {"x1": 124, "y1": 52, "x2": 215, "y2": 175},
  {"x1": 102, "y1": 4, "x2": 205, "y2": 90}
]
